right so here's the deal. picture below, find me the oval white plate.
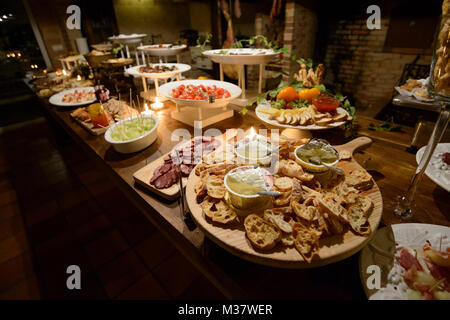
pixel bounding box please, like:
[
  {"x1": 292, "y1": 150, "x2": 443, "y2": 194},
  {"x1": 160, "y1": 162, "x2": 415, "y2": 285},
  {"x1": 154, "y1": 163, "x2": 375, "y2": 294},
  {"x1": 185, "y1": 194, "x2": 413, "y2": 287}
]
[
  {"x1": 49, "y1": 87, "x2": 96, "y2": 107},
  {"x1": 125, "y1": 63, "x2": 191, "y2": 79},
  {"x1": 416, "y1": 143, "x2": 450, "y2": 192},
  {"x1": 359, "y1": 223, "x2": 450, "y2": 300},
  {"x1": 158, "y1": 79, "x2": 242, "y2": 109},
  {"x1": 255, "y1": 102, "x2": 348, "y2": 130}
]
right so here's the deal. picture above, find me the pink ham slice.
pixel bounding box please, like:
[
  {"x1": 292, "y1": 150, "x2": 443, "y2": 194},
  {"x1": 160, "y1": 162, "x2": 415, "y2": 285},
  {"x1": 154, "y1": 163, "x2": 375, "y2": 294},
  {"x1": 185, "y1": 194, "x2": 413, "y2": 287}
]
[{"x1": 398, "y1": 248, "x2": 423, "y2": 271}]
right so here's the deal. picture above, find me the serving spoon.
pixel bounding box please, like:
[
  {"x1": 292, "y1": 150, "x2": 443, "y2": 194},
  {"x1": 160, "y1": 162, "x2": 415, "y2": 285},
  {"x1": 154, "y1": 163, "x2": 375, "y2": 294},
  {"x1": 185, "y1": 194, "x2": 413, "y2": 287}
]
[{"x1": 309, "y1": 158, "x2": 345, "y2": 175}]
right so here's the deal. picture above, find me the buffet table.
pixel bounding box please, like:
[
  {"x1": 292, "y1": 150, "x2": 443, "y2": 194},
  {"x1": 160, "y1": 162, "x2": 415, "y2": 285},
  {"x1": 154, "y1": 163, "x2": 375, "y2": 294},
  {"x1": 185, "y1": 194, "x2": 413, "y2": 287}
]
[{"x1": 36, "y1": 96, "x2": 450, "y2": 299}]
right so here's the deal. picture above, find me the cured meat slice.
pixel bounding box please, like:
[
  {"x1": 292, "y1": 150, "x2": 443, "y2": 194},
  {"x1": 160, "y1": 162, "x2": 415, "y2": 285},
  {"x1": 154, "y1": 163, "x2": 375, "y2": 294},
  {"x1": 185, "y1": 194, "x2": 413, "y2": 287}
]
[
  {"x1": 398, "y1": 247, "x2": 423, "y2": 271},
  {"x1": 150, "y1": 163, "x2": 173, "y2": 184}
]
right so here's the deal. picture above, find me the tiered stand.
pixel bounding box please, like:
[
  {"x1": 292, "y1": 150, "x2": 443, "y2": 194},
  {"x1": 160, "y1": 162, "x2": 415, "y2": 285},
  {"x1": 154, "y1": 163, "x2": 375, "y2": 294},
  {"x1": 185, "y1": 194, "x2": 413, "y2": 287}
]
[{"x1": 202, "y1": 48, "x2": 279, "y2": 106}]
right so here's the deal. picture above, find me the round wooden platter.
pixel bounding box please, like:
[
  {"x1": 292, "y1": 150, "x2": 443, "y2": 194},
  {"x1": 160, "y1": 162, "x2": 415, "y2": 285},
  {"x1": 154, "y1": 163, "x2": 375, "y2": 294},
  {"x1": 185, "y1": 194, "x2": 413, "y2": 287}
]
[{"x1": 185, "y1": 136, "x2": 383, "y2": 268}]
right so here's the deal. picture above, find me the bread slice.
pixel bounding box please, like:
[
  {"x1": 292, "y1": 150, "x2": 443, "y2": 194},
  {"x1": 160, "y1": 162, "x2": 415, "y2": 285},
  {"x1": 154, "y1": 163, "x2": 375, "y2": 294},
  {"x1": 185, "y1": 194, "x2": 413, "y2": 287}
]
[
  {"x1": 356, "y1": 196, "x2": 374, "y2": 217},
  {"x1": 212, "y1": 201, "x2": 238, "y2": 225},
  {"x1": 317, "y1": 197, "x2": 348, "y2": 224},
  {"x1": 244, "y1": 214, "x2": 281, "y2": 250},
  {"x1": 347, "y1": 204, "x2": 371, "y2": 236},
  {"x1": 263, "y1": 208, "x2": 294, "y2": 233},
  {"x1": 292, "y1": 223, "x2": 320, "y2": 263},
  {"x1": 345, "y1": 169, "x2": 374, "y2": 191}
]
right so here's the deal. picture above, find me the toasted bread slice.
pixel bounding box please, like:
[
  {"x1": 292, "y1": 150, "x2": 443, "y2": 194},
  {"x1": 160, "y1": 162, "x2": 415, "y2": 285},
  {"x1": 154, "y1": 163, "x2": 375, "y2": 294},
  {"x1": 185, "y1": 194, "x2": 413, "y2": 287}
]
[
  {"x1": 317, "y1": 197, "x2": 348, "y2": 224},
  {"x1": 201, "y1": 196, "x2": 220, "y2": 219},
  {"x1": 280, "y1": 233, "x2": 295, "y2": 246},
  {"x1": 292, "y1": 201, "x2": 319, "y2": 222},
  {"x1": 212, "y1": 201, "x2": 238, "y2": 225},
  {"x1": 263, "y1": 208, "x2": 294, "y2": 233},
  {"x1": 345, "y1": 169, "x2": 374, "y2": 191},
  {"x1": 347, "y1": 204, "x2": 371, "y2": 236},
  {"x1": 355, "y1": 196, "x2": 374, "y2": 217},
  {"x1": 206, "y1": 175, "x2": 226, "y2": 199},
  {"x1": 292, "y1": 223, "x2": 320, "y2": 263},
  {"x1": 244, "y1": 214, "x2": 281, "y2": 251},
  {"x1": 274, "y1": 176, "x2": 293, "y2": 192},
  {"x1": 274, "y1": 189, "x2": 292, "y2": 206}
]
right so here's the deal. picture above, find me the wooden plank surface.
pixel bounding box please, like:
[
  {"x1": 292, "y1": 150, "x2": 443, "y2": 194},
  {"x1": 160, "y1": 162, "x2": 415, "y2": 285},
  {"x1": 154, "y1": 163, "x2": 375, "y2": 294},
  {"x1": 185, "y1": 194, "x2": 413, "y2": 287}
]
[{"x1": 36, "y1": 96, "x2": 450, "y2": 299}]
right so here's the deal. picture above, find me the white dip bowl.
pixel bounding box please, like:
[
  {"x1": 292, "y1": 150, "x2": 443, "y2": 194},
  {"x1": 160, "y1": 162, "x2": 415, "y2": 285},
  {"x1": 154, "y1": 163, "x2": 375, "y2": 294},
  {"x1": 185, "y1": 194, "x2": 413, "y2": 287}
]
[{"x1": 104, "y1": 114, "x2": 158, "y2": 154}]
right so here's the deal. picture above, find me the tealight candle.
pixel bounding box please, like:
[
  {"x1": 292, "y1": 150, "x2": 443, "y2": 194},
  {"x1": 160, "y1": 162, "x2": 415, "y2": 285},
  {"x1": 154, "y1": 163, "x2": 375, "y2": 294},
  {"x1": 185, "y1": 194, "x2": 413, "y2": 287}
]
[
  {"x1": 142, "y1": 103, "x2": 153, "y2": 116},
  {"x1": 151, "y1": 97, "x2": 164, "y2": 110}
]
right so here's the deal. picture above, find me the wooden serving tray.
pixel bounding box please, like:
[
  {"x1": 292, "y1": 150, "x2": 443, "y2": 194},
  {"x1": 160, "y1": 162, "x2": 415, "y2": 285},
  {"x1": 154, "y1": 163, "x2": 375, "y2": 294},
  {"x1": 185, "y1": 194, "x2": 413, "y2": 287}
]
[
  {"x1": 185, "y1": 136, "x2": 383, "y2": 268},
  {"x1": 133, "y1": 131, "x2": 236, "y2": 200},
  {"x1": 71, "y1": 118, "x2": 111, "y2": 136}
]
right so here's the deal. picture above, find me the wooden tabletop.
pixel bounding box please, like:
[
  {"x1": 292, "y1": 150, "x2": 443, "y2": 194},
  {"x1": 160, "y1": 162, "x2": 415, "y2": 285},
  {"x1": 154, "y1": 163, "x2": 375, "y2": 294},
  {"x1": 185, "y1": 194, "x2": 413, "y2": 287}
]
[{"x1": 37, "y1": 97, "x2": 450, "y2": 299}]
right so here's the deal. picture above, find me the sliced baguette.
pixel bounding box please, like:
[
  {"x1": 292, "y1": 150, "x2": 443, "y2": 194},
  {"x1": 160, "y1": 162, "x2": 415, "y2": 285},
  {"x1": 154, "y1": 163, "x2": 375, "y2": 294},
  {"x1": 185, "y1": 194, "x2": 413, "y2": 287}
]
[{"x1": 244, "y1": 214, "x2": 281, "y2": 251}]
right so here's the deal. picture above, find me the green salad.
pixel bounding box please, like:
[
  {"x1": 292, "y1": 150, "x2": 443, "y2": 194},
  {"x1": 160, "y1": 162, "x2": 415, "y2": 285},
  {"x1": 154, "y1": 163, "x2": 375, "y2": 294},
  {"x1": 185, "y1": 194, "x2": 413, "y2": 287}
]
[{"x1": 110, "y1": 118, "x2": 155, "y2": 142}]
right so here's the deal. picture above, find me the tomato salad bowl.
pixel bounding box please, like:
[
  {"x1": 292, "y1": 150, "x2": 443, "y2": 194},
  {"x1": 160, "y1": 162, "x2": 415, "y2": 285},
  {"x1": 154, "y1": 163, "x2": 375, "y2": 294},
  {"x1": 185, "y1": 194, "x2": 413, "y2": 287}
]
[{"x1": 158, "y1": 80, "x2": 242, "y2": 109}]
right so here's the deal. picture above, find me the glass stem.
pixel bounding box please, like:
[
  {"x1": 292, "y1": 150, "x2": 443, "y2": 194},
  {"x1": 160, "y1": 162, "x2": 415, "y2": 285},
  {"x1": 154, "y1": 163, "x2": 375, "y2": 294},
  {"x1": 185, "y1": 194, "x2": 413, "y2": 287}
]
[{"x1": 403, "y1": 103, "x2": 449, "y2": 205}]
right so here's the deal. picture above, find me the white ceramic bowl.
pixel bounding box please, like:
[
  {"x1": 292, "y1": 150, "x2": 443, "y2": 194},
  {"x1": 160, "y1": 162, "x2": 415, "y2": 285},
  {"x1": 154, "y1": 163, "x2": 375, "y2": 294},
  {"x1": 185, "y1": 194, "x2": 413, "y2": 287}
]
[
  {"x1": 158, "y1": 79, "x2": 242, "y2": 109},
  {"x1": 104, "y1": 114, "x2": 158, "y2": 154},
  {"x1": 294, "y1": 144, "x2": 339, "y2": 173},
  {"x1": 234, "y1": 139, "x2": 273, "y2": 165}
]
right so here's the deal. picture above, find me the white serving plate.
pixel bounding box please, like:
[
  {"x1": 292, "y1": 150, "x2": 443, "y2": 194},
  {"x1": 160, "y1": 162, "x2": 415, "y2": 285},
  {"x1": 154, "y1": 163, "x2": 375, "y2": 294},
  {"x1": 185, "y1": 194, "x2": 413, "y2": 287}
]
[
  {"x1": 158, "y1": 79, "x2": 242, "y2": 109},
  {"x1": 137, "y1": 44, "x2": 187, "y2": 56},
  {"x1": 49, "y1": 87, "x2": 96, "y2": 107},
  {"x1": 359, "y1": 223, "x2": 450, "y2": 300},
  {"x1": 203, "y1": 48, "x2": 279, "y2": 65},
  {"x1": 125, "y1": 63, "x2": 191, "y2": 79},
  {"x1": 108, "y1": 34, "x2": 147, "y2": 44},
  {"x1": 255, "y1": 102, "x2": 349, "y2": 130},
  {"x1": 104, "y1": 114, "x2": 159, "y2": 154},
  {"x1": 416, "y1": 143, "x2": 450, "y2": 192}
]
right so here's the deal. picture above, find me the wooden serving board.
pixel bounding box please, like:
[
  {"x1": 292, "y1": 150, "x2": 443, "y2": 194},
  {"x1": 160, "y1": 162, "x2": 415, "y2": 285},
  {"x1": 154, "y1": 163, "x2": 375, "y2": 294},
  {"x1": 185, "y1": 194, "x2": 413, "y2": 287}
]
[
  {"x1": 71, "y1": 117, "x2": 110, "y2": 136},
  {"x1": 185, "y1": 136, "x2": 383, "y2": 268},
  {"x1": 133, "y1": 131, "x2": 236, "y2": 201}
]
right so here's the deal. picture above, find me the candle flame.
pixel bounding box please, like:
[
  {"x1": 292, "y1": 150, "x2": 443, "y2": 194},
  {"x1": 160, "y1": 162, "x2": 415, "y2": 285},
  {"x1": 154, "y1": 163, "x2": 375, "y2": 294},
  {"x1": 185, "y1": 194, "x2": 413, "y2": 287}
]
[
  {"x1": 62, "y1": 69, "x2": 67, "y2": 76},
  {"x1": 77, "y1": 75, "x2": 81, "y2": 81},
  {"x1": 247, "y1": 127, "x2": 256, "y2": 140}
]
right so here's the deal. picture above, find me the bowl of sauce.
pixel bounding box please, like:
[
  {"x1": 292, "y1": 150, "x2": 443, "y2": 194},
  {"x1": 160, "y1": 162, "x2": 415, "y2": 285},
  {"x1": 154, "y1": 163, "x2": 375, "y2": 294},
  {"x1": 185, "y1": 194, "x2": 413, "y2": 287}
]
[
  {"x1": 294, "y1": 139, "x2": 339, "y2": 173},
  {"x1": 234, "y1": 139, "x2": 273, "y2": 165},
  {"x1": 224, "y1": 166, "x2": 274, "y2": 212}
]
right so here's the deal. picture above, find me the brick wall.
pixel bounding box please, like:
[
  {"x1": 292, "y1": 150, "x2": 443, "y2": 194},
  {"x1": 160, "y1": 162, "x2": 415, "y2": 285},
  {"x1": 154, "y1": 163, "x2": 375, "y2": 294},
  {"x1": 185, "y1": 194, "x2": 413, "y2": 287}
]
[
  {"x1": 323, "y1": 17, "x2": 432, "y2": 117},
  {"x1": 282, "y1": 2, "x2": 317, "y2": 83}
]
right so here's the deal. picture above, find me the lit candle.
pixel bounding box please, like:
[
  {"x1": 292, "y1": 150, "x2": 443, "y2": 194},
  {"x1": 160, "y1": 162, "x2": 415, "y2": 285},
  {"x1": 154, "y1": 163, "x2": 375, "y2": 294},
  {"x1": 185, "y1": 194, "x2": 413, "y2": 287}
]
[
  {"x1": 77, "y1": 75, "x2": 81, "y2": 81},
  {"x1": 142, "y1": 103, "x2": 153, "y2": 116},
  {"x1": 62, "y1": 69, "x2": 67, "y2": 76},
  {"x1": 247, "y1": 127, "x2": 257, "y2": 140},
  {"x1": 151, "y1": 97, "x2": 164, "y2": 110}
]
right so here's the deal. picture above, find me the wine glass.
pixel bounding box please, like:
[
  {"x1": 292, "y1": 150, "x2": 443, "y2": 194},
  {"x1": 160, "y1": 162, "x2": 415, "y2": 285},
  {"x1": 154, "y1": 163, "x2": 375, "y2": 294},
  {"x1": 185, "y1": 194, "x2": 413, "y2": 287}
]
[{"x1": 393, "y1": 14, "x2": 450, "y2": 218}]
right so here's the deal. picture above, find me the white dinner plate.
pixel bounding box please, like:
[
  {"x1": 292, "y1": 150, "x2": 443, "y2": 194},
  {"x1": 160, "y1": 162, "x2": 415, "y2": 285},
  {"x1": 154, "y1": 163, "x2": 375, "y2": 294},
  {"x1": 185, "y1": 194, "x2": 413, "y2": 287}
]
[
  {"x1": 125, "y1": 63, "x2": 191, "y2": 79},
  {"x1": 416, "y1": 143, "x2": 450, "y2": 192},
  {"x1": 158, "y1": 79, "x2": 242, "y2": 109},
  {"x1": 255, "y1": 102, "x2": 349, "y2": 130},
  {"x1": 359, "y1": 223, "x2": 450, "y2": 300},
  {"x1": 49, "y1": 87, "x2": 96, "y2": 107}
]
